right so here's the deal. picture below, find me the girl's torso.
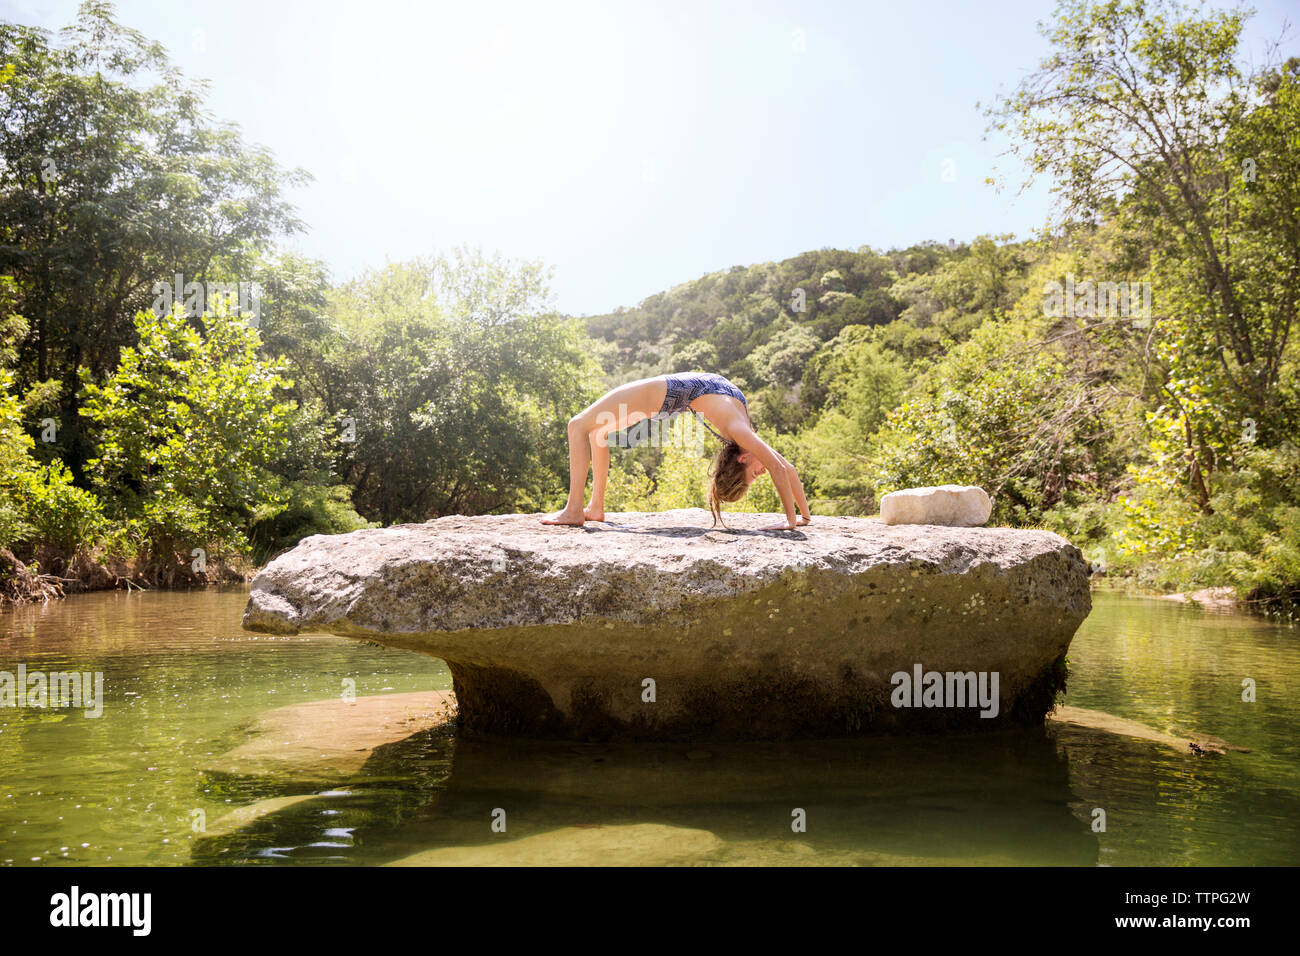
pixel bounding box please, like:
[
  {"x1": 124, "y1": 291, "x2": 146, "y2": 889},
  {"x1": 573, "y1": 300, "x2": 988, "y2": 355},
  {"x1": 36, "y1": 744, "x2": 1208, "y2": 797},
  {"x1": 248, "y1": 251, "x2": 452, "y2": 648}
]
[{"x1": 654, "y1": 372, "x2": 747, "y2": 419}]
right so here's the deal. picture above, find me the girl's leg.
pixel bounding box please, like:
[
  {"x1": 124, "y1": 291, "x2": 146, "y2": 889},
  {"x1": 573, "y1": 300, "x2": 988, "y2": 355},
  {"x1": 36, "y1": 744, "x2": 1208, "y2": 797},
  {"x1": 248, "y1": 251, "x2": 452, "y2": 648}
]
[
  {"x1": 586, "y1": 428, "x2": 610, "y2": 521},
  {"x1": 540, "y1": 417, "x2": 594, "y2": 525},
  {"x1": 542, "y1": 377, "x2": 666, "y2": 526}
]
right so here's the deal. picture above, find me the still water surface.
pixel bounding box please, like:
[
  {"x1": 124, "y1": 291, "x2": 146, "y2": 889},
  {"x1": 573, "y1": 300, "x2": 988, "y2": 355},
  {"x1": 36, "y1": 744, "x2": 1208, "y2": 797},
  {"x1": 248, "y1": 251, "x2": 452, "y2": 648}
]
[{"x1": 1, "y1": 588, "x2": 1296, "y2": 865}]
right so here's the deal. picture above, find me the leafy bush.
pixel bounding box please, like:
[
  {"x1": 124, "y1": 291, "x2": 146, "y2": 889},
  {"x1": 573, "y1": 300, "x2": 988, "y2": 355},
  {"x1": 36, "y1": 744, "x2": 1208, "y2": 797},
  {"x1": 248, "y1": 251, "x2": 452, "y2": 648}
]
[
  {"x1": 12, "y1": 461, "x2": 107, "y2": 554},
  {"x1": 0, "y1": 369, "x2": 33, "y2": 548},
  {"x1": 1110, "y1": 441, "x2": 1300, "y2": 612},
  {"x1": 249, "y1": 480, "x2": 373, "y2": 562},
  {"x1": 81, "y1": 308, "x2": 302, "y2": 569},
  {"x1": 871, "y1": 311, "x2": 1125, "y2": 523}
]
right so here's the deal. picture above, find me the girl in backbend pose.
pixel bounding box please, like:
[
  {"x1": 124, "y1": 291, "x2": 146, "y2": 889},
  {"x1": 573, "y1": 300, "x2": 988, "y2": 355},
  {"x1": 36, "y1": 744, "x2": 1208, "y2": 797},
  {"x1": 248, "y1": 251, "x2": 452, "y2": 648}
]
[{"x1": 541, "y1": 371, "x2": 812, "y2": 530}]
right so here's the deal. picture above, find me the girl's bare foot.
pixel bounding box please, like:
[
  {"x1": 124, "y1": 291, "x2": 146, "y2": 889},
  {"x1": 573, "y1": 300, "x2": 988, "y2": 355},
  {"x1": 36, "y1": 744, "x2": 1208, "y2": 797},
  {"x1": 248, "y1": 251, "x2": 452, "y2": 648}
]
[
  {"x1": 541, "y1": 508, "x2": 585, "y2": 526},
  {"x1": 583, "y1": 507, "x2": 605, "y2": 522}
]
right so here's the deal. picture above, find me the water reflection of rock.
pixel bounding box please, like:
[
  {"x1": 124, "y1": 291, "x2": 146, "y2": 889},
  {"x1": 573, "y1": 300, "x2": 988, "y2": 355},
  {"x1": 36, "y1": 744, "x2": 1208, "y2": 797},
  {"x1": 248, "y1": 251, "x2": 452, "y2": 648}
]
[
  {"x1": 196, "y1": 693, "x2": 1108, "y2": 865},
  {"x1": 380, "y1": 732, "x2": 1097, "y2": 865}
]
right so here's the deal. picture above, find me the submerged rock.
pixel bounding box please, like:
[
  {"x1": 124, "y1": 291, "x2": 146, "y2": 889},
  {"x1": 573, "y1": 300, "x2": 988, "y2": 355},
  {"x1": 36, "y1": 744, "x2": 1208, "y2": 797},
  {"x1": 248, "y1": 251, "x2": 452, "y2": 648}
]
[
  {"x1": 1047, "y1": 705, "x2": 1248, "y2": 755},
  {"x1": 242, "y1": 509, "x2": 1091, "y2": 740},
  {"x1": 388, "y1": 823, "x2": 725, "y2": 867},
  {"x1": 203, "y1": 690, "x2": 455, "y2": 782},
  {"x1": 202, "y1": 794, "x2": 329, "y2": 837}
]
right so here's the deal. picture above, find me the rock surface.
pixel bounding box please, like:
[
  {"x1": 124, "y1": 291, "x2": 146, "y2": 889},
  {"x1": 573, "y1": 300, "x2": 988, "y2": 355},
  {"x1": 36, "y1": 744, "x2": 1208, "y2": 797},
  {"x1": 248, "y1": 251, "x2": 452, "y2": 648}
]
[
  {"x1": 880, "y1": 485, "x2": 992, "y2": 527},
  {"x1": 242, "y1": 509, "x2": 1091, "y2": 740}
]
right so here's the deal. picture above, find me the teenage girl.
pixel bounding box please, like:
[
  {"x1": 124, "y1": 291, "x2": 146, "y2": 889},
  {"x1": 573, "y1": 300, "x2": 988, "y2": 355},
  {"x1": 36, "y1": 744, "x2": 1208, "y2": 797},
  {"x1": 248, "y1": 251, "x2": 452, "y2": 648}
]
[{"x1": 542, "y1": 371, "x2": 812, "y2": 530}]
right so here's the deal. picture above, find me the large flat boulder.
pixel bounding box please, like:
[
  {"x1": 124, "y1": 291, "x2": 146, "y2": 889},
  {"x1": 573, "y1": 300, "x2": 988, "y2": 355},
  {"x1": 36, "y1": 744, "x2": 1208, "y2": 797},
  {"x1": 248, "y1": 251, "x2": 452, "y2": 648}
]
[{"x1": 242, "y1": 509, "x2": 1091, "y2": 740}]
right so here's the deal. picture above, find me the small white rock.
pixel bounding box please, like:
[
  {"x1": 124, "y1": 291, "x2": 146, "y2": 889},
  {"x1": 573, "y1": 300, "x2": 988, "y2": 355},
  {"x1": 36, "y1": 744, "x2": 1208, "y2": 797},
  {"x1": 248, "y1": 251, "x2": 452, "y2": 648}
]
[{"x1": 880, "y1": 485, "x2": 992, "y2": 527}]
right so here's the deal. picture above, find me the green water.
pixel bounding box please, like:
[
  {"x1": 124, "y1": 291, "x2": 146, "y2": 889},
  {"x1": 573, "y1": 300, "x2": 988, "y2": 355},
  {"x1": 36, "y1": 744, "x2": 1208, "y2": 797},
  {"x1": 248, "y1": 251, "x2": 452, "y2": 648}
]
[{"x1": 1, "y1": 588, "x2": 1296, "y2": 866}]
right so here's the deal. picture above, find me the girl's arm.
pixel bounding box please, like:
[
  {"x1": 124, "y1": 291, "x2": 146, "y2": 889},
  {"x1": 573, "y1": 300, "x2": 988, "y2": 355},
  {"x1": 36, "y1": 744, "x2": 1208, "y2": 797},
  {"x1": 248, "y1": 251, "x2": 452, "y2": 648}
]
[
  {"x1": 731, "y1": 427, "x2": 806, "y2": 529},
  {"x1": 771, "y1": 453, "x2": 812, "y2": 526},
  {"x1": 788, "y1": 463, "x2": 812, "y2": 525}
]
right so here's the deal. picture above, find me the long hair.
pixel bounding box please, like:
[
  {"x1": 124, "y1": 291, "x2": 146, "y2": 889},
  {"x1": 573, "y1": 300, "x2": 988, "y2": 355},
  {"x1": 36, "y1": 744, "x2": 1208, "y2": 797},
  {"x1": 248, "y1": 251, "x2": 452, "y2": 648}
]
[{"x1": 707, "y1": 439, "x2": 750, "y2": 529}]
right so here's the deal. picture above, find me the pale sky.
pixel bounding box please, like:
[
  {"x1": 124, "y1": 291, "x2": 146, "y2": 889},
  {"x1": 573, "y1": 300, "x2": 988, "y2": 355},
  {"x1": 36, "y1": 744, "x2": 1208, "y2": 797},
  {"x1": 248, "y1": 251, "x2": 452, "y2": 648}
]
[{"x1": 4, "y1": 0, "x2": 1296, "y2": 315}]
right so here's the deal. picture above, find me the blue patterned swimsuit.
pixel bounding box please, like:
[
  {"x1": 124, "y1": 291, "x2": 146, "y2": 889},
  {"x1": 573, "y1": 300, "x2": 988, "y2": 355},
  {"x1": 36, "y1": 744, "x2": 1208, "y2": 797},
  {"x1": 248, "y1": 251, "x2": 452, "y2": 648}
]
[{"x1": 652, "y1": 372, "x2": 748, "y2": 440}]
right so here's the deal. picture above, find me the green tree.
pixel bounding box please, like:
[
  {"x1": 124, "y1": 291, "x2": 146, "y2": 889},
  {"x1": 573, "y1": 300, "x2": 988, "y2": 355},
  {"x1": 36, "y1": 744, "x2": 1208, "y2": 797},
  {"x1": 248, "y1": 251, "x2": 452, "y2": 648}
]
[
  {"x1": 872, "y1": 300, "x2": 1132, "y2": 523},
  {"x1": 0, "y1": 2, "x2": 307, "y2": 474},
  {"x1": 322, "y1": 249, "x2": 603, "y2": 524},
  {"x1": 80, "y1": 307, "x2": 306, "y2": 576},
  {"x1": 795, "y1": 330, "x2": 907, "y2": 509},
  {"x1": 991, "y1": 0, "x2": 1300, "y2": 474}
]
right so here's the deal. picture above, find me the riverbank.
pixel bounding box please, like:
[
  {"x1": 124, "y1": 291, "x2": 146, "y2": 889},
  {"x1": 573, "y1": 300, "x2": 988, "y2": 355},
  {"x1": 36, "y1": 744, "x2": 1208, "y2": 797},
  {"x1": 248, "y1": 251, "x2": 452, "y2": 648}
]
[
  {"x1": 1090, "y1": 577, "x2": 1297, "y2": 620},
  {"x1": 0, "y1": 545, "x2": 250, "y2": 606}
]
